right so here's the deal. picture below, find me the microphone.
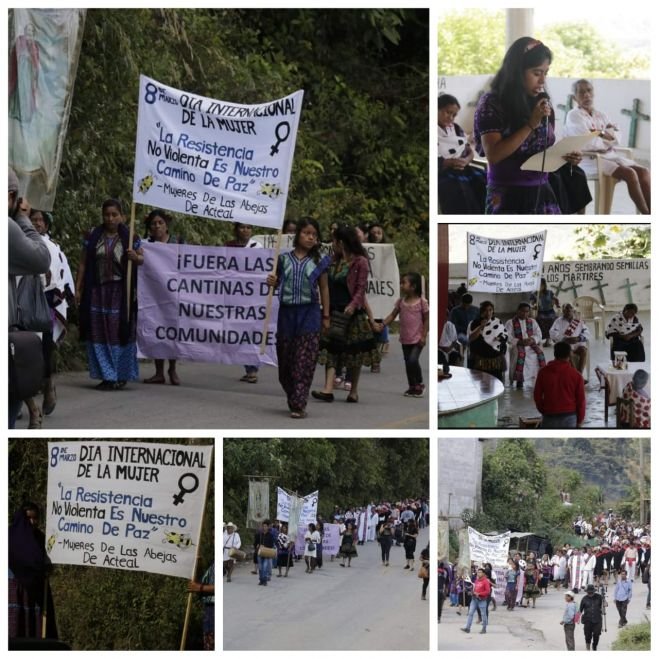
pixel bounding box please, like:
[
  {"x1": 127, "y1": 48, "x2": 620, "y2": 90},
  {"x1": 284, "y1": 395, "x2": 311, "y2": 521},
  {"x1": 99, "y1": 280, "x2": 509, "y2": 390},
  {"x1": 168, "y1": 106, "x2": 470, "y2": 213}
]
[{"x1": 535, "y1": 91, "x2": 551, "y2": 127}]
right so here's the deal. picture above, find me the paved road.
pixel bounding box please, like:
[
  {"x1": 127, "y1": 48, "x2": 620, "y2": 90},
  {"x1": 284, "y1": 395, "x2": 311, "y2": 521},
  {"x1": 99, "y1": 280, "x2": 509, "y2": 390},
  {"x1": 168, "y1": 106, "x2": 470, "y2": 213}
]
[
  {"x1": 224, "y1": 526, "x2": 429, "y2": 650},
  {"x1": 439, "y1": 579, "x2": 650, "y2": 650},
  {"x1": 16, "y1": 339, "x2": 428, "y2": 430}
]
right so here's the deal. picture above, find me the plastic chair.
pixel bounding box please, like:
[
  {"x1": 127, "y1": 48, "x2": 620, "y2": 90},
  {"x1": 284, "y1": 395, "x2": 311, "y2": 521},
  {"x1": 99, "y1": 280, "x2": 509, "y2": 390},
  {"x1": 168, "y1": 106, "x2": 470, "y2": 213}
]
[
  {"x1": 574, "y1": 296, "x2": 605, "y2": 342},
  {"x1": 582, "y1": 147, "x2": 635, "y2": 214}
]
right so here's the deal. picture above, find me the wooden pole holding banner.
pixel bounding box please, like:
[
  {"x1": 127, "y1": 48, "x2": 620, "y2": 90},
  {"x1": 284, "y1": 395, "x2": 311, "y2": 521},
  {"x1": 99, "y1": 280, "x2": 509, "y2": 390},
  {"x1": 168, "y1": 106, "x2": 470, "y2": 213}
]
[
  {"x1": 260, "y1": 230, "x2": 283, "y2": 354},
  {"x1": 126, "y1": 202, "x2": 137, "y2": 319},
  {"x1": 179, "y1": 444, "x2": 214, "y2": 651},
  {"x1": 41, "y1": 578, "x2": 48, "y2": 639}
]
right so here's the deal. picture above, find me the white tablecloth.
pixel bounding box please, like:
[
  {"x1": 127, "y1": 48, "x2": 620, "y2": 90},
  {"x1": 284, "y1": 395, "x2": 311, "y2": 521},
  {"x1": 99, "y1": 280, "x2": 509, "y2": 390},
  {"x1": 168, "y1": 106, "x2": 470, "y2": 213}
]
[{"x1": 597, "y1": 361, "x2": 651, "y2": 404}]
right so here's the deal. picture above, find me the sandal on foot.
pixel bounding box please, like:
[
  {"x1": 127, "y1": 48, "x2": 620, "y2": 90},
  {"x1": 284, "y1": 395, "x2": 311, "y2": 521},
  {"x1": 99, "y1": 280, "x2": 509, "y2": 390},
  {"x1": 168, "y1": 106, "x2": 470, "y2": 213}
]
[
  {"x1": 346, "y1": 395, "x2": 359, "y2": 403},
  {"x1": 168, "y1": 369, "x2": 180, "y2": 386},
  {"x1": 311, "y1": 390, "x2": 334, "y2": 402},
  {"x1": 290, "y1": 410, "x2": 307, "y2": 419},
  {"x1": 144, "y1": 374, "x2": 166, "y2": 384},
  {"x1": 240, "y1": 374, "x2": 258, "y2": 383}
]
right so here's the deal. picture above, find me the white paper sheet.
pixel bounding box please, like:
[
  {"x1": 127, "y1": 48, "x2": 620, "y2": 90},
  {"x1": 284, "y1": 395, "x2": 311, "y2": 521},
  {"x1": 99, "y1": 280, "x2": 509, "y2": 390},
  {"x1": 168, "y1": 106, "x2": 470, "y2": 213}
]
[{"x1": 520, "y1": 132, "x2": 598, "y2": 172}]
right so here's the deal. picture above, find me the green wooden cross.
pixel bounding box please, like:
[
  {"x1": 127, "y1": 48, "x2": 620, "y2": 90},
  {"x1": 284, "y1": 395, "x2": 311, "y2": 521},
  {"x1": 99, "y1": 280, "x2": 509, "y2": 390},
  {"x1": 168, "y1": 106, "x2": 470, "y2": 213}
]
[
  {"x1": 621, "y1": 98, "x2": 650, "y2": 148},
  {"x1": 551, "y1": 280, "x2": 567, "y2": 297},
  {"x1": 618, "y1": 278, "x2": 638, "y2": 303},
  {"x1": 557, "y1": 93, "x2": 575, "y2": 125},
  {"x1": 564, "y1": 281, "x2": 583, "y2": 299},
  {"x1": 590, "y1": 280, "x2": 609, "y2": 306}
]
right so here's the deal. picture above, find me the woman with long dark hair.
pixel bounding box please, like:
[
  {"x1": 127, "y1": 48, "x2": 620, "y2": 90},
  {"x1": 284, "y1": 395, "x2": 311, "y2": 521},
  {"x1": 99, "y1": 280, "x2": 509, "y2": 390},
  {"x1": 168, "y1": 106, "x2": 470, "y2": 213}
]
[
  {"x1": 474, "y1": 37, "x2": 585, "y2": 214},
  {"x1": 467, "y1": 300, "x2": 508, "y2": 382},
  {"x1": 312, "y1": 225, "x2": 379, "y2": 404}
]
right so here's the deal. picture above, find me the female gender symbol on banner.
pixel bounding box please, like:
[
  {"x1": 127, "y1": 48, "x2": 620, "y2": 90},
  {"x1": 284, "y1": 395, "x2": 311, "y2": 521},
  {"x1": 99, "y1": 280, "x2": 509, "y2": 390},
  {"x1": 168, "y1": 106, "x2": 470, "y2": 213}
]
[
  {"x1": 172, "y1": 472, "x2": 199, "y2": 505},
  {"x1": 270, "y1": 121, "x2": 291, "y2": 156}
]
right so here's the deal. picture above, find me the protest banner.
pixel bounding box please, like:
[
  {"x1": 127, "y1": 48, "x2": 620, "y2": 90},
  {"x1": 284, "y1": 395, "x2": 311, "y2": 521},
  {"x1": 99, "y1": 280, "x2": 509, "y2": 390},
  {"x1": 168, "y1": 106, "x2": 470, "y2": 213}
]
[
  {"x1": 9, "y1": 9, "x2": 86, "y2": 211},
  {"x1": 276, "y1": 487, "x2": 318, "y2": 526},
  {"x1": 542, "y1": 258, "x2": 651, "y2": 307},
  {"x1": 136, "y1": 242, "x2": 278, "y2": 366},
  {"x1": 295, "y1": 523, "x2": 341, "y2": 556},
  {"x1": 468, "y1": 526, "x2": 511, "y2": 567},
  {"x1": 247, "y1": 480, "x2": 270, "y2": 529},
  {"x1": 46, "y1": 441, "x2": 213, "y2": 579},
  {"x1": 467, "y1": 231, "x2": 546, "y2": 294},
  {"x1": 253, "y1": 234, "x2": 400, "y2": 318},
  {"x1": 133, "y1": 75, "x2": 303, "y2": 230}
]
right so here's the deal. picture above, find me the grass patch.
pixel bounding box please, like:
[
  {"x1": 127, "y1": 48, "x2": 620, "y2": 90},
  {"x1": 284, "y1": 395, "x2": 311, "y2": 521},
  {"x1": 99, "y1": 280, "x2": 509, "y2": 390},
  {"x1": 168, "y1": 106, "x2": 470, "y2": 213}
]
[{"x1": 611, "y1": 619, "x2": 651, "y2": 651}]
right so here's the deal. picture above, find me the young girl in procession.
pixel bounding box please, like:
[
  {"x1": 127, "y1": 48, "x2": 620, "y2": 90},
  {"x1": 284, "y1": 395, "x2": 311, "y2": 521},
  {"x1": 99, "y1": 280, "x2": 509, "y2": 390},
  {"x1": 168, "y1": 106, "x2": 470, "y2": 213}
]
[
  {"x1": 76, "y1": 198, "x2": 142, "y2": 390},
  {"x1": 266, "y1": 218, "x2": 331, "y2": 418},
  {"x1": 380, "y1": 272, "x2": 429, "y2": 397}
]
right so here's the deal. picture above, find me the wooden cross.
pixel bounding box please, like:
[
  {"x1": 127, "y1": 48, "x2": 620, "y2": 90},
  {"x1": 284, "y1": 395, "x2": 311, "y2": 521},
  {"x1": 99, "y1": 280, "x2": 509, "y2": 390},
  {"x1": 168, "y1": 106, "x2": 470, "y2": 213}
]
[
  {"x1": 564, "y1": 280, "x2": 583, "y2": 299},
  {"x1": 618, "y1": 277, "x2": 638, "y2": 303},
  {"x1": 621, "y1": 98, "x2": 650, "y2": 148},
  {"x1": 590, "y1": 280, "x2": 609, "y2": 306},
  {"x1": 557, "y1": 93, "x2": 575, "y2": 125},
  {"x1": 551, "y1": 280, "x2": 567, "y2": 297}
]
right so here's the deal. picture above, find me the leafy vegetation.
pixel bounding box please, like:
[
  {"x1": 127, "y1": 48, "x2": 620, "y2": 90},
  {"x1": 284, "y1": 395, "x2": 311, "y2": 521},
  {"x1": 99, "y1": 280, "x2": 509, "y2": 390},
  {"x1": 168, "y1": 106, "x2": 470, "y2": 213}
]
[
  {"x1": 611, "y1": 620, "x2": 651, "y2": 650},
  {"x1": 45, "y1": 9, "x2": 428, "y2": 369},
  {"x1": 554, "y1": 224, "x2": 651, "y2": 261},
  {"x1": 438, "y1": 10, "x2": 650, "y2": 78},
  {"x1": 461, "y1": 438, "x2": 649, "y2": 545},
  {"x1": 223, "y1": 438, "x2": 429, "y2": 527},
  {"x1": 9, "y1": 438, "x2": 214, "y2": 650}
]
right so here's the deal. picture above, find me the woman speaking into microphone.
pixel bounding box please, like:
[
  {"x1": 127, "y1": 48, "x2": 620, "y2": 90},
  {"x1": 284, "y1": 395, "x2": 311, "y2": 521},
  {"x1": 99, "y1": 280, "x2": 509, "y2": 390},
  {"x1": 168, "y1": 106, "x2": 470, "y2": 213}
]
[{"x1": 474, "y1": 37, "x2": 585, "y2": 214}]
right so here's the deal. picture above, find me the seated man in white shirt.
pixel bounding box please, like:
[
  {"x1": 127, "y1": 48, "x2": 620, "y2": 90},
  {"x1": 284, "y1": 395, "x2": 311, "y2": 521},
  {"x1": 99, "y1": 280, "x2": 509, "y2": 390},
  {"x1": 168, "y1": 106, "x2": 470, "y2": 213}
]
[
  {"x1": 565, "y1": 79, "x2": 650, "y2": 215},
  {"x1": 549, "y1": 303, "x2": 590, "y2": 378}
]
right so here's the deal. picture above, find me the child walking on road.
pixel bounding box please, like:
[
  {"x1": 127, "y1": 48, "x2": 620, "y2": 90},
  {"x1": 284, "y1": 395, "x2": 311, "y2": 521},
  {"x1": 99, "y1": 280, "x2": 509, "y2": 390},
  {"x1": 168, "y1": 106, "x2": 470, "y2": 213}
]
[{"x1": 380, "y1": 273, "x2": 429, "y2": 397}]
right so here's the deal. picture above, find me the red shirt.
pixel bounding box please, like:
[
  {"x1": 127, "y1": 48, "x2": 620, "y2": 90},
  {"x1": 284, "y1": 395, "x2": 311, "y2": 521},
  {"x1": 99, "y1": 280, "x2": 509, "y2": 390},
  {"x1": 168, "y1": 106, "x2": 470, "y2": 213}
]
[
  {"x1": 533, "y1": 359, "x2": 586, "y2": 424},
  {"x1": 473, "y1": 575, "x2": 492, "y2": 599}
]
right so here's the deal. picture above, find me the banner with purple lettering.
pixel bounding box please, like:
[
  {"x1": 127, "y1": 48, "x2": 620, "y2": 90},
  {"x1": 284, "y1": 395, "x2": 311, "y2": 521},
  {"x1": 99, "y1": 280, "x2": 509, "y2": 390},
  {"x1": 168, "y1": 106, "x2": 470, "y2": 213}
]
[
  {"x1": 295, "y1": 523, "x2": 341, "y2": 556},
  {"x1": 46, "y1": 441, "x2": 213, "y2": 578},
  {"x1": 136, "y1": 242, "x2": 278, "y2": 365},
  {"x1": 133, "y1": 74, "x2": 303, "y2": 229}
]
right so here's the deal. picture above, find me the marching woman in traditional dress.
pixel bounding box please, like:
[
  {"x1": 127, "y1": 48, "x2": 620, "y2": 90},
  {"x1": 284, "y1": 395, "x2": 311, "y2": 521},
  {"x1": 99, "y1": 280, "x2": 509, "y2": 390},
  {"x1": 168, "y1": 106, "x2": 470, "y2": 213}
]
[
  {"x1": 566, "y1": 79, "x2": 650, "y2": 214},
  {"x1": 312, "y1": 225, "x2": 380, "y2": 404},
  {"x1": 76, "y1": 198, "x2": 142, "y2": 390},
  {"x1": 187, "y1": 562, "x2": 215, "y2": 650},
  {"x1": 8, "y1": 503, "x2": 58, "y2": 639},
  {"x1": 605, "y1": 303, "x2": 645, "y2": 362},
  {"x1": 142, "y1": 209, "x2": 182, "y2": 386},
  {"x1": 339, "y1": 522, "x2": 358, "y2": 568},
  {"x1": 438, "y1": 94, "x2": 486, "y2": 213},
  {"x1": 504, "y1": 302, "x2": 545, "y2": 388},
  {"x1": 474, "y1": 37, "x2": 584, "y2": 214},
  {"x1": 267, "y1": 218, "x2": 331, "y2": 418},
  {"x1": 467, "y1": 301, "x2": 508, "y2": 382}
]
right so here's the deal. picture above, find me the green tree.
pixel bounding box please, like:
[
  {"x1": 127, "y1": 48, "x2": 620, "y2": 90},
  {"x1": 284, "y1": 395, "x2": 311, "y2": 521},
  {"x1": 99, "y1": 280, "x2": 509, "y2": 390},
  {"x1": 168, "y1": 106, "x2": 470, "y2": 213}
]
[
  {"x1": 437, "y1": 12, "x2": 650, "y2": 79},
  {"x1": 555, "y1": 224, "x2": 650, "y2": 260}
]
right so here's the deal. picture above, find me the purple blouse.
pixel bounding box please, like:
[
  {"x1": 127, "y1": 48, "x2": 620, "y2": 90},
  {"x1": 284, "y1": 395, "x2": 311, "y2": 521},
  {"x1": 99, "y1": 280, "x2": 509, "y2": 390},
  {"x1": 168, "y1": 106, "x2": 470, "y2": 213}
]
[{"x1": 474, "y1": 92, "x2": 555, "y2": 187}]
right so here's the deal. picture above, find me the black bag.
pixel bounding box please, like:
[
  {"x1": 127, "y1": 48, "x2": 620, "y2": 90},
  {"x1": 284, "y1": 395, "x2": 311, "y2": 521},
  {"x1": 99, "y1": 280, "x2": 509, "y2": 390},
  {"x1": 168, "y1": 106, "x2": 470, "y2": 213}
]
[
  {"x1": 9, "y1": 331, "x2": 44, "y2": 399},
  {"x1": 327, "y1": 310, "x2": 350, "y2": 343},
  {"x1": 307, "y1": 542, "x2": 315, "y2": 552},
  {"x1": 17, "y1": 275, "x2": 51, "y2": 332}
]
